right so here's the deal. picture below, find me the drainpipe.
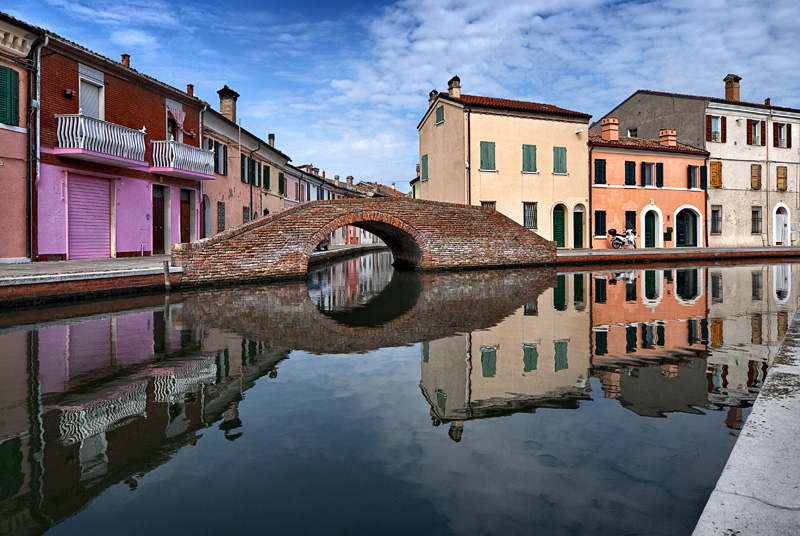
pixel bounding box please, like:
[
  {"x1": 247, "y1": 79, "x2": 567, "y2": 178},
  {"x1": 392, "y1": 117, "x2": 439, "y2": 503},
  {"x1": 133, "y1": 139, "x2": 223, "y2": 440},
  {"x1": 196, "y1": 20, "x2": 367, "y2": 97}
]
[{"x1": 32, "y1": 36, "x2": 49, "y2": 261}]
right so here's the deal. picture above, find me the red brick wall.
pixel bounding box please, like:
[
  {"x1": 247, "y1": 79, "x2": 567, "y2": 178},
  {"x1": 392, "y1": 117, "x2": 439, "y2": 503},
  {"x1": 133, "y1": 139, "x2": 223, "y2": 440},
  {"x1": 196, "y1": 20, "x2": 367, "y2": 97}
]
[{"x1": 173, "y1": 198, "x2": 557, "y2": 286}]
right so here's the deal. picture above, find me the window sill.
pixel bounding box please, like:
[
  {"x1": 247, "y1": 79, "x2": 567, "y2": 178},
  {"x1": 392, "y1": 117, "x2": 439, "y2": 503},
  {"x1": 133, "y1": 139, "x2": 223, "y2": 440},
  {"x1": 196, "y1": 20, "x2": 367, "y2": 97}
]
[
  {"x1": 553, "y1": 172, "x2": 568, "y2": 176},
  {"x1": 435, "y1": 120, "x2": 444, "y2": 126},
  {"x1": 710, "y1": 232, "x2": 722, "y2": 235},
  {"x1": 480, "y1": 169, "x2": 498, "y2": 172},
  {"x1": 594, "y1": 235, "x2": 607, "y2": 239},
  {"x1": 522, "y1": 171, "x2": 539, "y2": 175},
  {"x1": 0, "y1": 122, "x2": 26, "y2": 134}
]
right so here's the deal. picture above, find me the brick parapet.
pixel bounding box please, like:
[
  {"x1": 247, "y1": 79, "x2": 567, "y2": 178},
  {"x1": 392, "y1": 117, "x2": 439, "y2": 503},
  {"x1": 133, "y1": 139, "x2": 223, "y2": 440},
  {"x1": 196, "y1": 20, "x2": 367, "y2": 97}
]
[{"x1": 172, "y1": 198, "x2": 556, "y2": 286}]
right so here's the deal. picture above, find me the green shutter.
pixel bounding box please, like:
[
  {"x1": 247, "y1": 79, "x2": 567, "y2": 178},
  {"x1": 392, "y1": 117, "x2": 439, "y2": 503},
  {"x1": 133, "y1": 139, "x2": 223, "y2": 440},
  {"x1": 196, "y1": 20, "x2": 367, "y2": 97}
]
[
  {"x1": 241, "y1": 154, "x2": 246, "y2": 182},
  {"x1": 481, "y1": 347, "x2": 497, "y2": 377},
  {"x1": 700, "y1": 165, "x2": 708, "y2": 190},
  {"x1": 640, "y1": 162, "x2": 647, "y2": 186},
  {"x1": 264, "y1": 165, "x2": 270, "y2": 190},
  {"x1": 523, "y1": 344, "x2": 538, "y2": 372},
  {"x1": 435, "y1": 105, "x2": 444, "y2": 123},
  {"x1": 522, "y1": 144, "x2": 537, "y2": 172},
  {"x1": 223, "y1": 145, "x2": 228, "y2": 175},
  {"x1": 687, "y1": 165, "x2": 693, "y2": 189},
  {"x1": 594, "y1": 159, "x2": 606, "y2": 184},
  {"x1": 257, "y1": 162, "x2": 262, "y2": 187},
  {"x1": 421, "y1": 154, "x2": 428, "y2": 180},
  {"x1": 480, "y1": 141, "x2": 495, "y2": 170},
  {"x1": 0, "y1": 66, "x2": 19, "y2": 126},
  {"x1": 279, "y1": 172, "x2": 285, "y2": 195},
  {"x1": 213, "y1": 141, "x2": 220, "y2": 173},
  {"x1": 554, "y1": 147, "x2": 566, "y2": 173},
  {"x1": 595, "y1": 331, "x2": 607, "y2": 355},
  {"x1": 656, "y1": 162, "x2": 664, "y2": 187},
  {"x1": 554, "y1": 341, "x2": 568, "y2": 371}
]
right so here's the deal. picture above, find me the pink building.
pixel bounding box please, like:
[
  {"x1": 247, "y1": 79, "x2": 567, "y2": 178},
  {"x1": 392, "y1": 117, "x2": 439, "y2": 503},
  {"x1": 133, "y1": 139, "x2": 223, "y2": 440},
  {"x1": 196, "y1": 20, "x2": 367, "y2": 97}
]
[
  {"x1": 590, "y1": 118, "x2": 709, "y2": 249},
  {"x1": 0, "y1": 14, "x2": 43, "y2": 262}
]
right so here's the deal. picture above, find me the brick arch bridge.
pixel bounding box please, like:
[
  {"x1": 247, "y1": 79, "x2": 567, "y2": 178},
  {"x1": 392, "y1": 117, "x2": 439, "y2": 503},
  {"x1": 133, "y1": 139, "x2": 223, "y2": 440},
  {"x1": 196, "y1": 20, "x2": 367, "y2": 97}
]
[{"x1": 172, "y1": 197, "x2": 555, "y2": 286}]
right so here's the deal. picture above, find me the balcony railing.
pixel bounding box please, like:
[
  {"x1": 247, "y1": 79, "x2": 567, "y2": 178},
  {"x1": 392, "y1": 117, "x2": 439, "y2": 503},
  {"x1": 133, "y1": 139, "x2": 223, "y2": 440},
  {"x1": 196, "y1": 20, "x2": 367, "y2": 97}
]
[
  {"x1": 151, "y1": 139, "x2": 214, "y2": 179},
  {"x1": 55, "y1": 111, "x2": 147, "y2": 165}
]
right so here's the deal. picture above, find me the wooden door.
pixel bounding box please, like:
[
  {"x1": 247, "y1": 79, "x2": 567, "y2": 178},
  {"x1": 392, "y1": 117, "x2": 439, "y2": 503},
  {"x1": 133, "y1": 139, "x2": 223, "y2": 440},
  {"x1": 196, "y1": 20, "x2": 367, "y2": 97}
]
[
  {"x1": 180, "y1": 190, "x2": 191, "y2": 243},
  {"x1": 645, "y1": 211, "x2": 656, "y2": 248},
  {"x1": 553, "y1": 206, "x2": 565, "y2": 248},
  {"x1": 573, "y1": 211, "x2": 583, "y2": 248},
  {"x1": 152, "y1": 186, "x2": 165, "y2": 254}
]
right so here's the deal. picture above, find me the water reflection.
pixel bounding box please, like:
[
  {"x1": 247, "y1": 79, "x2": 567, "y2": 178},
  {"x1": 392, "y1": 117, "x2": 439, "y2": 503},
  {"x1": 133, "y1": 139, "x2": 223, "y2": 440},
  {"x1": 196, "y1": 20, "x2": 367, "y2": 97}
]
[{"x1": 0, "y1": 254, "x2": 798, "y2": 535}]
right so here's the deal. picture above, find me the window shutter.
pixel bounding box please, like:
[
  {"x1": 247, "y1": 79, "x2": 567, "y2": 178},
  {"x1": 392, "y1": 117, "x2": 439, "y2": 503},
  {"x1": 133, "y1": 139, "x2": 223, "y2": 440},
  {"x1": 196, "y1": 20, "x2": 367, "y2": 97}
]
[
  {"x1": 523, "y1": 145, "x2": 537, "y2": 172},
  {"x1": 700, "y1": 165, "x2": 708, "y2": 190},
  {"x1": 223, "y1": 145, "x2": 228, "y2": 175},
  {"x1": 788, "y1": 124, "x2": 793, "y2": 148},
  {"x1": 279, "y1": 172, "x2": 285, "y2": 195},
  {"x1": 761, "y1": 120, "x2": 766, "y2": 146},
  {"x1": 687, "y1": 165, "x2": 693, "y2": 189},
  {"x1": 625, "y1": 161, "x2": 635, "y2": 185},
  {"x1": 706, "y1": 115, "x2": 712, "y2": 142},
  {"x1": 594, "y1": 159, "x2": 606, "y2": 184},
  {"x1": 710, "y1": 161, "x2": 722, "y2": 188},
  {"x1": 421, "y1": 154, "x2": 428, "y2": 180},
  {"x1": 213, "y1": 140, "x2": 220, "y2": 173},
  {"x1": 656, "y1": 162, "x2": 663, "y2": 187},
  {"x1": 774, "y1": 123, "x2": 780, "y2": 147},
  {"x1": 258, "y1": 162, "x2": 262, "y2": 187},
  {"x1": 264, "y1": 165, "x2": 270, "y2": 190},
  {"x1": 553, "y1": 147, "x2": 566, "y2": 173},
  {"x1": 751, "y1": 164, "x2": 761, "y2": 189},
  {"x1": 777, "y1": 166, "x2": 788, "y2": 191},
  {"x1": 721, "y1": 116, "x2": 727, "y2": 143},
  {"x1": 747, "y1": 119, "x2": 753, "y2": 145},
  {"x1": 640, "y1": 162, "x2": 647, "y2": 186},
  {"x1": 241, "y1": 154, "x2": 246, "y2": 182},
  {"x1": 435, "y1": 105, "x2": 444, "y2": 123}
]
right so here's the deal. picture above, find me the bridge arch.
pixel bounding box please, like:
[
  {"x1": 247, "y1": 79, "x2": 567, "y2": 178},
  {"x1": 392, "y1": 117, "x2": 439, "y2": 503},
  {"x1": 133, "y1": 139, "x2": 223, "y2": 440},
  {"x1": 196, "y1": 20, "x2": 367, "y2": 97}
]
[
  {"x1": 172, "y1": 197, "x2": 555, "y2": 287},
  {"x1": 307, "y1": 211, "x2": 425, "y2": 269}
]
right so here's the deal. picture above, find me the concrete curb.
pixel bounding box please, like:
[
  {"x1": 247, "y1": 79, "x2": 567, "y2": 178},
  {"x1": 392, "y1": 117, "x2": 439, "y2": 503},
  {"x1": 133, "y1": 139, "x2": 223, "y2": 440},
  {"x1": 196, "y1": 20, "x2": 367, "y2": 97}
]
[
  {"x1": 693, "y1": 309, "x2": 800, "y2": 535},
  {"x1": 0, "y1": 267, "x2": 182, "y2": 287}
]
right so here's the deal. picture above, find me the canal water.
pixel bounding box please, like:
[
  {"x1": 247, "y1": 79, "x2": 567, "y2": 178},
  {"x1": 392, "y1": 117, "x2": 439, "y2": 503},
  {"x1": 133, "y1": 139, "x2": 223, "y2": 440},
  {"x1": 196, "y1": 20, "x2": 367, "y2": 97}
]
[{"x1": 0, "y1": 252, "x2": 796, "y2": 536}]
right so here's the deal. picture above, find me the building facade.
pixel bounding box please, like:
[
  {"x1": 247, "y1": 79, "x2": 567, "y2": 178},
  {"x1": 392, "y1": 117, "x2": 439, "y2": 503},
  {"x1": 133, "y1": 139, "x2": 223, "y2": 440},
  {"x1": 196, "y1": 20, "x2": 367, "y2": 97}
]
[
  {"x1": 589, "y1": 118, "x2": 708, "y2": 249},
  {"x1": 418, "y1": 76, "x2": 592, "y2": 248},
  {"x1": 35, "y1": 35, "x2": 213, "y2": 260},
  {"x1": 599, "y1": 75, "x2": 800, "y2": 248}
]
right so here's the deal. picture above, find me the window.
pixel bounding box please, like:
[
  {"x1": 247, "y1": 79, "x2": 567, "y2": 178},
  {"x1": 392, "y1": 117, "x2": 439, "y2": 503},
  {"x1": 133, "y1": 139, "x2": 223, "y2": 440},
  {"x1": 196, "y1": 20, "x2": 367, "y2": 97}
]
[
  {"x1": 594, "y1": 159, "x2": 606, "y2": 184},
  {"x1": 752, "y1": 271, "x2": 763, "y2": 300},
  {"x1": 711, "y1": 272, "x2": 723, "y2": 303},
  {"x1": 481, "y1": 201, "x2": 496, "y2": 210},
  {"x1": 594, "y1": 330, "x2": 608, "y2": 356},
  {"x1": 624, "y1": 161, "x2": 636, "y2": 185},
  {"x1": 435, "y1": 105, "x2": 444, "y2": 124},
  {"x1": 278, "y1": 172, "x2": 285, "y2": 195},
  {"x1": 553, "y1": 147, "x2": 567, "y2": 174},
  {"x1": 480, "y1": 141, "x2": 495, "y2": 171},
  {"x1": 687, "y1": 165, "x2": 698, "y2": 189},
  {"x1": 711, "y1": 205, "x2": 722, "y2": 234},
  {"x1": 751, "y1": 164, "x2": 762, "y2": 189},
  {"x1": 79, "y1": 79, "x2": 103, "y2": 120},
  {"x1": 523, "y1": 202, "x2": 537, "y2": 229},
  {"x1": 752, "y1": 206, "x2": 762, "y2": 234},
  {"x1": 481, "y1": 346, "x2": 497, "y2": 378},
  {"x1": 777, "y1": 166, "x2": 788, "y2": 191},
  {"x1": 243, "y1": 206, "x2": 250, "y2": 224},
  {"x1": 774, "y1": 123, "x2": 792, "y2": 148},
  {"x1": 421, "y1": 154, "x2": 428, "y2": 180},
  {"x1": 752, "y1": 314, "x2": 763, "y2": 345},
  {"x1": 627, "y1": 128, "x2": 638, "y2": 137},
  {"x1": 524, "y1": 298, "x2": 538, "y2": 316},
  {"x1": 641, "y1": 162, "x2": 654, "y2": 186},
  {"x1": 594, "y1": 277, "x2": 606, "y2": 303},
  {"x1": 553, "y1": 275, "x2": 566, "y2": 311},
  {"x1": 594, "y1": 210, "x2": 606, "y2": 236},
  {"x1": 625, "y1": 211, "x2": 636, "y2": 232},
  {"x1": 523, "y1": 344, "x2": 538, "y2": 372},
  {"x1": 710, "y1": 161, "x2": 722, "y2": 188},
  {"x1": 625, "y1": 281, "x2": 637, "y2": 302},
  {"x1": 0, "y1": 66, "x2": 20, "y2": 126},
  {"x1": 554, "y1": 340, "x2": 568, "y2": 372},
  {"x1": 210, "y1": 140, "x2": 228, "y2": 175},
  {"x1": 747, "y1": 119, "x2": 765, "y2": 146},
  {"x1": 706, "y1": 115, "x2": 726, "y2": 142},
  {"x1": 522, "y1": 144, "x2": 537, "y2": 172},
  {"x1": 217, "y1": 202, "x2": 225, "y2": 233},
  {"x1": 626, "y1": 325, "x2": 637, "y2": 353}
]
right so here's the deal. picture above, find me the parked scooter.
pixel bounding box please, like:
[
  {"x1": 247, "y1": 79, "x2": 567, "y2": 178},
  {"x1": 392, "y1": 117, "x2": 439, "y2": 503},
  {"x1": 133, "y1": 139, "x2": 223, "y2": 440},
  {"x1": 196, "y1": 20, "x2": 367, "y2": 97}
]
[{"x1": 608, "y1": 228, "x2": 637, "y2": 249}]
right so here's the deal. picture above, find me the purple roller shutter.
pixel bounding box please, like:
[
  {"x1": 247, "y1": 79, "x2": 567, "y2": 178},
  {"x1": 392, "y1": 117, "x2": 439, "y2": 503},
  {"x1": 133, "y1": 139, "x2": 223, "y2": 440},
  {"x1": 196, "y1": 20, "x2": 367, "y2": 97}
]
[{"x1": 68, "y1": 175, "x2": 110, "y2": 259}]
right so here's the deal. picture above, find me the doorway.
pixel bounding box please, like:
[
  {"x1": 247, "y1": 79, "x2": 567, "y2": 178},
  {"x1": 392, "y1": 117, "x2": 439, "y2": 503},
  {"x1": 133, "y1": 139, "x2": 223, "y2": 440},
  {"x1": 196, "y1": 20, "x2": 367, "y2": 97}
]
[
  {"x1": 644, "y1": 211, "x2": 656, "y2": 248},
  {"x1": 180, "y1": 190, "x2": 191, "y2": 243},
  {"x1": 573, "y1": 207, "x2": 584, "y2": 249},
  {"x1": 775, "y1": 207, "x2": 788, "y2": 245},
  {"x1": 152, "y1": 185, "x2": 165, "y2": 254},
  {"x1": 553, "y1": 205, "x2": 566, "y2": 248},
  {"x1": 675, "y1": 209, "x2": 698, "y2": 247}
]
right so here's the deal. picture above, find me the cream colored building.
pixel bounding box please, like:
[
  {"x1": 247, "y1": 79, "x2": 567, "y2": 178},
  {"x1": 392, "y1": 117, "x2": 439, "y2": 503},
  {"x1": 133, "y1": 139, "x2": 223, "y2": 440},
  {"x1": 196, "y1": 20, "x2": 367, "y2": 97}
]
[{"x1": 418, "y1": 76, "x2": 592, "y2": 248}]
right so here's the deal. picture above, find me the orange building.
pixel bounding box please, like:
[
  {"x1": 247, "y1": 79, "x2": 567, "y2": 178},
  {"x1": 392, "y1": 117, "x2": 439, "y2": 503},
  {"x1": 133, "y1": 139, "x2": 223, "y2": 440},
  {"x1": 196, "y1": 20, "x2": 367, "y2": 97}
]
[{"x1": 589, "y1": 118, "x2": 709, "y2": 249}]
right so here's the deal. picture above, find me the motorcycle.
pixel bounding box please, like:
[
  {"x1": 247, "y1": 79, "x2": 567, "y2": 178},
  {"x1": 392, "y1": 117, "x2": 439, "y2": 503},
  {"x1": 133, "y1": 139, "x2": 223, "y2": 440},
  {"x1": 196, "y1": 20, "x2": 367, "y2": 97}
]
[{"x1": 608, "y1": 228, "x2": 637, "y2": 249}]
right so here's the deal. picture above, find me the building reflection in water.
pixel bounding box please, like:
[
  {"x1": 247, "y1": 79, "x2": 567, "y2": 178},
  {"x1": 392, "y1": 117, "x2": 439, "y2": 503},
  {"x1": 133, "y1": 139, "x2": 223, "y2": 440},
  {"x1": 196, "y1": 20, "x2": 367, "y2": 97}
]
[{"x1": 1, "y1": 256, "x2": 798, "y2": 533}]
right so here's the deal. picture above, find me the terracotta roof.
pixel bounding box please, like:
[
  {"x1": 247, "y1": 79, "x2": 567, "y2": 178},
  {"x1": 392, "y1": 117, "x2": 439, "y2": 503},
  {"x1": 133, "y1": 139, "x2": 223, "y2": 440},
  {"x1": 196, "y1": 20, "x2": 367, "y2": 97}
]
[
  {"x1": 438, "y1": 93, "x2": 591, "y2": 119},
  {"x1": 355, "y1": 181, "x2": 405, "y2": 197},
  {"x1": 588, "y1": 131, "x2": 708, "y2": 155}
]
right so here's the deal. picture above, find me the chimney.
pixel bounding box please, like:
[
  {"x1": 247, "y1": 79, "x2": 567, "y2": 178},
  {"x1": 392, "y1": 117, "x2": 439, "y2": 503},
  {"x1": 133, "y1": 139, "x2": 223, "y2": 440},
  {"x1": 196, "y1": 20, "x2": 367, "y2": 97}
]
[
  {"x1": 186, "y1": 84, "x2": 194, "y2": 97},
  {"x1": 600, "y1": 117, "x2": 619, "y2": 142},
  {"x1": 334, "y1": 175, "x2": 340, "y2": 184},
  {"x1": 217, "y1": 85, "x2": 240, "y2": 123},
  {"x1": 447, "y1": 76, "x2": 461, "y2": 98},
  {"x1": 391, "y1": 182, "x2": 395, "y2": 190},
  {"x1": 322, "y1": 170, "x2": 326, "y2": 179},
  {"x1": 268, "y1": 133, "x2": 275, "y2": 147},
  {"x1": 346, "y1": 175, "x2": 354, "y2": 188},
  {"x1": 723, "y1": 74, "x2": 742, "y2": 102},
  {"x1": 313, "y1": 167, "x2": 319, "y2": 176},
  {"x1": 121, "y1": 54, "x2": 130, "y2": 68},
  {"x1": 765, "y1": 98, "x2": 771, "y2": 106},
  {"x1": 659, "y1": 129, "x2": 677, "y2": 147},
  {"x1": 429, "y1": 89, "x2": 439, "y2": 106}
]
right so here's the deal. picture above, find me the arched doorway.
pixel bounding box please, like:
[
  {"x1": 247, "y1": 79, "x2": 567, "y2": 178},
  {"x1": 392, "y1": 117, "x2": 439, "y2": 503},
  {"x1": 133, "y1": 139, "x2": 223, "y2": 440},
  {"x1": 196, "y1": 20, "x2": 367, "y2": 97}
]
[
  {"x1": 644, "y1": 211, "x2": 657, "y2": 248},
  {"x1": 553, "y1": 205, "x2": 566, "y2": 248},
  {"x1": 573, "y1": 205, "x2": 584, "y2": 249},
  {"x1": 774, "y1": 206, "x2": 789, "y2": 245},
  {"x1": 675, "y1": 209, "x2": 698, "y2": 247}
]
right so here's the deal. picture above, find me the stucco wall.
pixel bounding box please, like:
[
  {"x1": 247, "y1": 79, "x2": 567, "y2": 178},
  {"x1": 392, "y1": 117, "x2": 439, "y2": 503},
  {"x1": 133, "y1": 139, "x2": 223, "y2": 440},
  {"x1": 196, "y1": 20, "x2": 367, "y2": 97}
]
[
  {"x1": 0, "y1": 128, "x2": 28, "y2": 260},
  {"x1": 418, "y1": 99, "x2": 466, "y2": 204}
]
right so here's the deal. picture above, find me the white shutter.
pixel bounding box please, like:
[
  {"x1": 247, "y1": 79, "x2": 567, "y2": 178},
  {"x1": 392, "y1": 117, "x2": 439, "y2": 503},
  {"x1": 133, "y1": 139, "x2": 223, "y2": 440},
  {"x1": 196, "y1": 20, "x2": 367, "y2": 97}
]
[{"x1": 80, "y1": 79, "x2": 101, "y2": 119}]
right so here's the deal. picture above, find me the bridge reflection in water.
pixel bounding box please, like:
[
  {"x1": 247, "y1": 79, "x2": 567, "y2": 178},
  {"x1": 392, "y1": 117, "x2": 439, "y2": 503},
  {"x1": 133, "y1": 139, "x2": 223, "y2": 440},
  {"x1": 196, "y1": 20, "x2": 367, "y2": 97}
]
[{"x1": 0, "y1": 252, "x2": 797, "y2": 535}]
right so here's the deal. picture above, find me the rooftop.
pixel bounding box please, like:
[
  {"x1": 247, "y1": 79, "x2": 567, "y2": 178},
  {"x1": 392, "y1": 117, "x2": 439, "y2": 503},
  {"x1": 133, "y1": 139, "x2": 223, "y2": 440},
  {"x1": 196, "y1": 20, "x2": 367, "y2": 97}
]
[
  {"x1": 588, "y1": 131, "x2": 708, "y2": 155},
  {"x1": 437, "y1": 93, "x2": 592, "y2": 120}
]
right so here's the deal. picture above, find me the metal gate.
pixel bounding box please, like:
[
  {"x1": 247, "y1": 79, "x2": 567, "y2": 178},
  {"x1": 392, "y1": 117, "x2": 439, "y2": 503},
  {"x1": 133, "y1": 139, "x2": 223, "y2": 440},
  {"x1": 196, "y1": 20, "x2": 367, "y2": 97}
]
[{"x1": 68, "y1": 175, "x2": 110, "y2": 259}]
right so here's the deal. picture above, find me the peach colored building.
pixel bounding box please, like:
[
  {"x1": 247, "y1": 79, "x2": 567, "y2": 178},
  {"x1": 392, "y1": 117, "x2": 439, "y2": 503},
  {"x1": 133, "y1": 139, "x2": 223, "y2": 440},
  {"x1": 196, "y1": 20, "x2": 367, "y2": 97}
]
[{"x1": 589, "y1": 118, "x2": 708, "y2": 249}]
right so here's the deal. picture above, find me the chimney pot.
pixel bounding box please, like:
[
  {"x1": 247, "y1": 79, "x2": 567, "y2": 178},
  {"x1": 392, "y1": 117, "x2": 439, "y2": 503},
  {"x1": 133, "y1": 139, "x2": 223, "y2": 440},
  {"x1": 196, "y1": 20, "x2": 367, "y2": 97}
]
[
  {"x1": 217, "y1": 85, "x2": 240, "y2": 123},
  {"x1": 268, "y1": 133, "x2": 275, "y2": 147},
  {"x1": 335, "y1": 175, "x2": 340, "y2": 183},
  {"x1": 765, "y1": 98, "x2": 771, "y2": 106},
  {"x1": 392, "y1": 182, "x2": 395, "y2": 190},
  {"x1": 346, "y1": 175, "x2": 354, "y2": 187},
  {"x1": 121, "y1": 53, "x2": 130, "y2": 68},
  {"x1": 447, "y1": 76, "x2": 461, "y2": 98},
  {"x1": 600, "y1": 117, "x2": 619, "y2": 142},
  {"x1": 186, "y1": 84, "x2": 194, "y2": 97},
  {"x1": 723, "y1": 74, "x2": 742, "y2": 102},
  {"x1": 429, "y1": 89, "x2": 439, "y2": 106},
  {"x1": 659, "y1": 129, "x2": 677, "y2": 147}
]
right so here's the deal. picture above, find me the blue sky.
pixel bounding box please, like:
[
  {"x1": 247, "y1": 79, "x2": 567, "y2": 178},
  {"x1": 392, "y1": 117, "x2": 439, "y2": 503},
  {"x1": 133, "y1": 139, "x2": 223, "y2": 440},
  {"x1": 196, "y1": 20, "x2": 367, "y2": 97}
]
[{"x1": 10, "y1": 0, "x2": 800, "y2": 192}]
